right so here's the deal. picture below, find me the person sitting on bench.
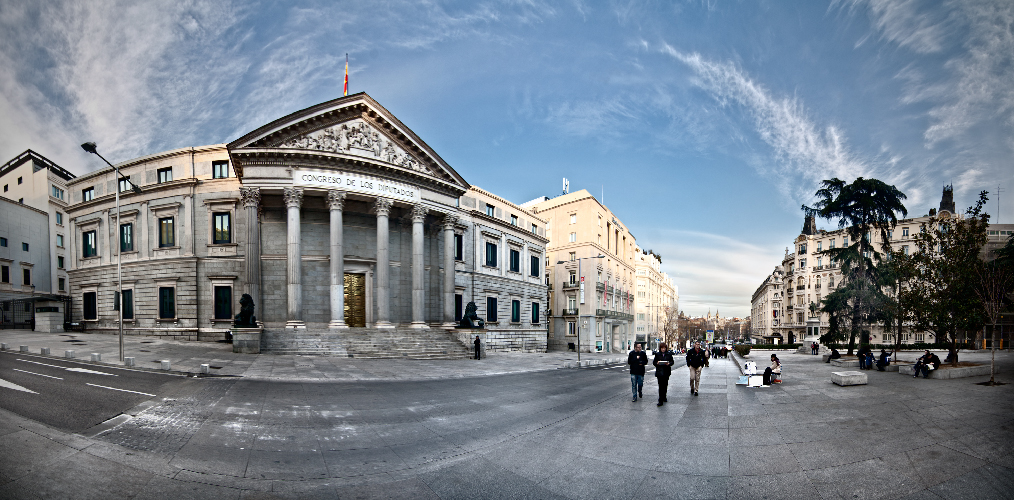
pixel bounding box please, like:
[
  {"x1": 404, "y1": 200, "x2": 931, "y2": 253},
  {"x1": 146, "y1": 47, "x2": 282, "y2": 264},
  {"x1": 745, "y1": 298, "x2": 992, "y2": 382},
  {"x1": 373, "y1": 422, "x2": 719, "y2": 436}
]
[
  {"x1": 825, "y1": 348, "x2": 841, "y2": 363},
  {"x1": 913, "y1": 350, "x2": 941, "y2": 378},
  {"x1": 876, "y1": 349, "x2": 891, "y2": 371}
]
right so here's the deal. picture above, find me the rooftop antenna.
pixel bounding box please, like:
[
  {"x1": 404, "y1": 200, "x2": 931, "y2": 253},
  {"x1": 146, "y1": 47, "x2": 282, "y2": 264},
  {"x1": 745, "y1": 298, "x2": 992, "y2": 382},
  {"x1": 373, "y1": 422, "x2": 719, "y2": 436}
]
[
  {"x1": 562, "y1": 177, "x2": 569, "y2": 195},
  {"x1": 998, "y1": 185, "x2": 1005, "y2": 224}
]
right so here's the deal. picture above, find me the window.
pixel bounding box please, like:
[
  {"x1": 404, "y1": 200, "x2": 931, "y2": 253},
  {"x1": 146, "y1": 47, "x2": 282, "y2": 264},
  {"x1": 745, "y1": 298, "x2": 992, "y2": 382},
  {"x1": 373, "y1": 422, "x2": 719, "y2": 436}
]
[
  {"x1": 566, "y1": 321, "x2": 576, "y2": 336},
  {"x1": 454, "y1": 234, "x2": 463, "y2": 260},
  {"x1": 214, "y1": 286, "x2": 232, "y2": 319},
  {"x1": 569, "y1": 232, "x2": 576, "y2": 243},
  {"x1": 816, "y1": 257, "x2": 822, "y2": 268},
  {"x1": 55, "y1": 212, "x2": 63, "y2": 225},
  {"x1": 83, "y1": 230, "x2": 97, "y2": 258},
  {"x1": 212, "y1": 160, "x2": 229, "y2": 179},
  {"x1": 159, "y1": 217, "x2": 175, "y2": 247},
  {"x1": 510, "y1": 215, "x2": 518, "y2": 226},
  {"x1": 829, "y1": 276, "x2": 835, "y2": 287},
  {"x1": 120, "y1": 223, "x2": 133, "y2": 252},
  {"x1": 486, "y1": 204, "x2": 495, "y2": 217},
  {"x1": 118, "y1": 289, "x2": 133, "y2": 319},
  {"x1": 157, "y1": 167, "x2": 173, "y2": 183},
  {"x1": 455, "y1": 294, "x2": 463, "y2": 321},
  {"x1": 58, "y1": 278, "x2": 65, "y2": 291},
  {"x1": 530, "y1": 255, "x2": 540, "y2": 277},
  {"x1": 902, "y1": 227, "x2": 909, "y2": 237},
  {"x1": 82, "y1": 187, "x2": 94, "y2": 202},
  {"x1": 829, "y1": 238, "x2": 835, "y2": 249},
  {"x1": 509, "y1": 248, "x2": 520, "y2": 273},
  {"x1": 213, "y1": 212, "x2": 231, "y2": 244},
  {"x1": 118, "y1": 178, "x2": 131, "y2": 193},
  {"x1": 569, "y1": 252, "x2": 576, "y2": 261},
  {"x1": 57, "y1": 256, "x2": 64, "y2": 269},
  {"x1": 568, "y1": 295, "x2": 577, "y2": 309},
  {"x1": 83, "y1": 292, "x2": 97, "y2": 320},
  {"x1": 485, "y1": 241, "x2": 497, "y2": 267},
  {"x1": 159, "y1": 287, "x2": 175, "y2": 319},
  {"x1": 531, "y1": 223, "x2": 538, "y2": 234},
  {"x1": 511, "y1": 300, "x2": 520, "y2": 323},
  {"x1": 486, "y1": 296, "x2": 497, "y2": 322},
  {"x1": 56, "y1": 234, "x2": 64, "y2": 247},
  {"x1": 569, "y1": 270, "x2": 577, "y2": 285},
  {"x1": 0, "y1": 265, "x2": 7, "y2": 283},
  {"x1": 887, "y1": 231, "x2": 893, "y2": 240},
  {"x1": 799, "y1": 243, "x2": 807, "y2": 253},
  {"x1": 817, "y1": 242, "x2": 822, "y2": 252},
  {"x1": 22, "y1": 242, "x2": 28, "y2": 251},
  {"x1": 51, "y1": 186, "x2": 64, "y2": 200},
  {"x1": 843, "y1": 236, "x2": 849, "y2": 246},
  {"x1": 902, "y1": 245, "x2": 909, "y2": 255},
  {"x1": 799, "y1": 259, "x2": 806, "y2": 269},
  {"x1": 0, "y1": 237, "x2": 5, "y2": 247},
  {"x1": 531, "y1": 302, "x2": 540, "y2": 324},
  {"x1": 570, "y1": 214, "x2": 576, "y2": 224},
  {"x1": 17, "y1": 176, "x2": 22, "y2": 184}
]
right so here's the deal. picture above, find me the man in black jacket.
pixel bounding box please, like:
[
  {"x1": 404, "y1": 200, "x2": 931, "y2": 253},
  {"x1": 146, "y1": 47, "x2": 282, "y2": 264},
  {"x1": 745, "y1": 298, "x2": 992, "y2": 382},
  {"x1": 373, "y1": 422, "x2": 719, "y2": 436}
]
[
  {"x1": 628, "y1": 343, "x2": 648, "y2": 402},
  {"x1": 653, "y1": 343, "x2": 675, "y2": 406},
  {"x1": 914, "y1": 350, "x2": 941, "y2": 378},
  {"x1": 686, "y1": 341, "x2": 707, "y2": 396}
]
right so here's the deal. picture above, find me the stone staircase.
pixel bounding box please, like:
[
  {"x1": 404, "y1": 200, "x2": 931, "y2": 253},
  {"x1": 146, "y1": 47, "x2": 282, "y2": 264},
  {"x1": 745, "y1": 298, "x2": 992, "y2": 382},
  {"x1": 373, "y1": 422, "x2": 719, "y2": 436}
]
[{"x1": 260, "y1": 327, "x2": 471, "y2": 359}]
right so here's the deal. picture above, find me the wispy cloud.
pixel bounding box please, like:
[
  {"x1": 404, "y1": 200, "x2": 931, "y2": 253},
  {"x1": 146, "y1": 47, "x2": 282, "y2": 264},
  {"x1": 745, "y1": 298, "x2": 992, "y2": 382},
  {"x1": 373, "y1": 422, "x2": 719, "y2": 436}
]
[{"x1": 661, "y1": 46, "x2": 873, "y2": 205}]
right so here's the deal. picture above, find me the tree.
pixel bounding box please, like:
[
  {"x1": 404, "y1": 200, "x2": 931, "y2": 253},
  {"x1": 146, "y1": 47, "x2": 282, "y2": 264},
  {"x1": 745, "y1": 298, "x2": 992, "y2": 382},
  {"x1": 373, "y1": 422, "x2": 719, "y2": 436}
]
[
  {"x1": 805, "y1": 177, "x2": 908, "y2": 354},
  {"x1": 660, "y1": 306, "x2": 680, "y2": 351},
  {"x1": 975, "y1": 249, "x2": 1014, "y2": 384},
  {"x1": 910, "y1": 191, "x2": 991, "y2": 365},
  {"x1": 879, "y1": 248, "x2": 920, "y2": 359}
]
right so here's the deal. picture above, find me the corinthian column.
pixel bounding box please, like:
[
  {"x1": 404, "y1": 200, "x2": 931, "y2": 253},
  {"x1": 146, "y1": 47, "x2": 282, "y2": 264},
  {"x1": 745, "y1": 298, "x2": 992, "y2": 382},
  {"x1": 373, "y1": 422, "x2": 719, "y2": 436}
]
[
  {"x1": 240, "y1": 187, "x2": 261, "y2": 314},
  {"x1": 409, "y1": 204, "x2": 428, "y2": 329},
  {"x1": 373, "y1": 197, "x2": 394, "y2": 329},
  {"x1": 284, "y1": 187, "x2": 305, "y2": 329},
  {"x1": 327, "y1": 190, "x2": 348, "y2": 329},
  {"x1": 442, "y1": 214, "x2": 457, "y2": 327}
]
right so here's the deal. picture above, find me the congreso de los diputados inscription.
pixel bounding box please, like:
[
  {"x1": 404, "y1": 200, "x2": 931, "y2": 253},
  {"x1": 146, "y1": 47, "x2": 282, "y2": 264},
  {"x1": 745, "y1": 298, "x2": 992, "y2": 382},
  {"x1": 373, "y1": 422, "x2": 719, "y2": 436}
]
[{"x1": 63, "y1": 93, "x2": 550, "y2": 353}]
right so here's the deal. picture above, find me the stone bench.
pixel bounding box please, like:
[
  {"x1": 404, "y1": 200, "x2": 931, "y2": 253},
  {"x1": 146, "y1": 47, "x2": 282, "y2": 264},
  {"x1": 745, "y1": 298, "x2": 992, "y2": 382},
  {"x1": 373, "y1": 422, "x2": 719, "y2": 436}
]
[
  {"x1": 831, "y1": 358, "x2": 860, "y2": 368},
  {"x1": 899, "y1": 363, "x2": 999, "y2": 379},
  {"x1": 831, "y1": 371, "x2": 867, "y2": 386}
]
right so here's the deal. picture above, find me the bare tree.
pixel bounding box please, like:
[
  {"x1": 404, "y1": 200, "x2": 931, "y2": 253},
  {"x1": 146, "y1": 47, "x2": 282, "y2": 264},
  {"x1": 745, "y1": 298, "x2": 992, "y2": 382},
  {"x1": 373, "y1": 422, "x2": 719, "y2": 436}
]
[
  {"x1": 975, "y1": 262, "x2": 1014, "y2": 385},
  {"x1": 660, "y1": 306, "x2": 680, "y2": 350}
]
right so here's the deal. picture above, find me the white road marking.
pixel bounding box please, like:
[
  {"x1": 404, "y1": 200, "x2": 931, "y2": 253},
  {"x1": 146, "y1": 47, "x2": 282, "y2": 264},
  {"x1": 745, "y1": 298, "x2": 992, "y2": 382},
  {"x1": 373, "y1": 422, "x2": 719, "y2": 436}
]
[
  {"x1": 0, "y1": 377, "x2": 38, "y2": 394},
  {"x1": 17, "y1": 359, "x2": 116, "y2": 376},
  {"x1": 85, "y1": 383, "x2": 155, "y2": 397},
  {"x1": 12, "y1": 368, "x2": 63, "y2": 380}
]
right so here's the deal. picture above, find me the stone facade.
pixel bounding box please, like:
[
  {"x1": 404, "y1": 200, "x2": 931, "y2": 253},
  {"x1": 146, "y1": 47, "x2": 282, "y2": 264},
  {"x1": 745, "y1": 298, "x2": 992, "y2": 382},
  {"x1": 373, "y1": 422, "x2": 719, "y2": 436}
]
[
  {"x1": 0, "y1": 196, "x2": 52, "y2": 302},
  {"x1": 60, "y1": 93, "x2": 549, "y2": 352}
]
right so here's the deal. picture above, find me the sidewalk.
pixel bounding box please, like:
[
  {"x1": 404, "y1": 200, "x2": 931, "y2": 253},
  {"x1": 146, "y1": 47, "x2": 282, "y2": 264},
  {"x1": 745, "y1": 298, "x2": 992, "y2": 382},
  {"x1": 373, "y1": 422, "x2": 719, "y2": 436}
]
[{"x1": 0, "y1": 330, "x2": 627, "y2": 381}]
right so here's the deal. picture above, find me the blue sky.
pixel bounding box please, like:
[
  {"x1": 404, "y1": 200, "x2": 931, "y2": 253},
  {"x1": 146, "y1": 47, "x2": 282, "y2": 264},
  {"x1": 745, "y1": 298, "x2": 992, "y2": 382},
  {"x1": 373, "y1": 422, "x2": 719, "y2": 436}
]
[{"x1": 2, "y1": 0, "x2": 1012, "y2": 318}]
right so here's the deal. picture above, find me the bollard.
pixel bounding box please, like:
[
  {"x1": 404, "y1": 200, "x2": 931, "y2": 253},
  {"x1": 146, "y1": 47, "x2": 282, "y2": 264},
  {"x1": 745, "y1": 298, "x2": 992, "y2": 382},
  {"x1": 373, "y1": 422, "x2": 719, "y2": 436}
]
[
  {"x1": 1, "y1": 343, "x2": 7, "y2": 350},
  {"x1": 200, "y1": 364, "x2": 210, "y2": 374},
  {"x1": 40, "y1": 347, "x2": 50, "y2": 356},
  {"x1": 160, "y1": 360, "x2": 171, "y2": 371},
  {"x1": 90, "y1": 353, "x2": 101, "y2": 362},
  {"x1": 65, "y1": 350, "x2": 75, "y2": 358},
  {"x1": 19, "y1": 345, "x2": 29, "y2": 352},
  {"x1": 124, "y1": 357, "x2": 135, "y2": 367}
]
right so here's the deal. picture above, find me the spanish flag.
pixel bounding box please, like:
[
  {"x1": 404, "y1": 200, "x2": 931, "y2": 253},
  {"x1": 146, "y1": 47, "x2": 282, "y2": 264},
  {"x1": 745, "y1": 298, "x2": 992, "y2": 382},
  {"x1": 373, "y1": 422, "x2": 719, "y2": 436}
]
[{"x1": 343, "y1": 54, "x2": 349, "y2": 96}]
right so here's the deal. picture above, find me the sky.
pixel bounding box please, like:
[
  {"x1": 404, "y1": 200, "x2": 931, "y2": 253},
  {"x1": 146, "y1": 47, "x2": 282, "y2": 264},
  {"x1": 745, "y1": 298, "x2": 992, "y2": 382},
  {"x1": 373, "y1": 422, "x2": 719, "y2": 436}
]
[{"x1": 2, "y1": 0, "x2": 1012, "y2": 318}]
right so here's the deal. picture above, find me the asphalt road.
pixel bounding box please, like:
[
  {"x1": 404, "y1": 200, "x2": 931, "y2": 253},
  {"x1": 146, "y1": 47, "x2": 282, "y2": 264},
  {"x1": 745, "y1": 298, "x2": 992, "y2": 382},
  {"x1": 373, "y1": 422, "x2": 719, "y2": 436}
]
[{"x1": 0, "y1": 351, "x2": 193, "y2": 433}]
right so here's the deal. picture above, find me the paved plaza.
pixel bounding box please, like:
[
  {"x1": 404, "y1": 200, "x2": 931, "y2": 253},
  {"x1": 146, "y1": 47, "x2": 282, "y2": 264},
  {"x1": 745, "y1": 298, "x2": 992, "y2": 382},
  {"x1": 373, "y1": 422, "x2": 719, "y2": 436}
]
[{"x1": 0, "y1": 332, "x2": 1012, "y2": 499}]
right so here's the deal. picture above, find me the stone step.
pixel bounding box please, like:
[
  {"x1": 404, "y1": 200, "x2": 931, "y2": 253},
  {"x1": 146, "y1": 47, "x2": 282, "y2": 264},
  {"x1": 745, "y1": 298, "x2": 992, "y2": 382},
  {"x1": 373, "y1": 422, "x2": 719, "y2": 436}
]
[{"x1": 259, "y1": 326, "x2": 471, "y2": 359}]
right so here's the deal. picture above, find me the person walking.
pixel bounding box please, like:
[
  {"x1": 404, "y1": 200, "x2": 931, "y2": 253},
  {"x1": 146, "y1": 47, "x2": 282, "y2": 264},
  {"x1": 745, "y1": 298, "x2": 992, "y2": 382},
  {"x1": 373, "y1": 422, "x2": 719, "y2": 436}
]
[
  {"x1": 653, "y1": 343, "x2": 675, "y2": 406},
  {"x1": 473, "y1": 335, "x2": 482, "y2": 360},
  {"x1": 628, "y1": 343, "x2": 648, "y2": 402},
  {"x1": 686, "y1": 341, "x2": 707, "y2": 397}
]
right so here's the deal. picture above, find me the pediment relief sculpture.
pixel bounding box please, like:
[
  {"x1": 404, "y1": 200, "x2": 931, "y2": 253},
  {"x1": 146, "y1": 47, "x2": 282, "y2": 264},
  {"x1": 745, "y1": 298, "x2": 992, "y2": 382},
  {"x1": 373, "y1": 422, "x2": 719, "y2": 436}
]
[{"x1": 280, "y1": 120, "x2": 433, "y2": 176}]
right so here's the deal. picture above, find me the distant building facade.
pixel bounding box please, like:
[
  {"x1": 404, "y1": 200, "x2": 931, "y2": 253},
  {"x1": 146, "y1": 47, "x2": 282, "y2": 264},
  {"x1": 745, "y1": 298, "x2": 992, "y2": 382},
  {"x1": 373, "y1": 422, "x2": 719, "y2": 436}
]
[{"x1": 633, "y1": 248, "x2": 677, "y2": 350}]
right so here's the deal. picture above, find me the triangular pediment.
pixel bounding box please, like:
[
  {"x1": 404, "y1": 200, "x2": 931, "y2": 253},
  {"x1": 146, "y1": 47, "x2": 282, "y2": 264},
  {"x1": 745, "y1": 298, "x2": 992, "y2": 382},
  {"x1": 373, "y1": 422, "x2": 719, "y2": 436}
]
[{"x1": 228, "y1": 93, "x2": 469, "y2": 191}]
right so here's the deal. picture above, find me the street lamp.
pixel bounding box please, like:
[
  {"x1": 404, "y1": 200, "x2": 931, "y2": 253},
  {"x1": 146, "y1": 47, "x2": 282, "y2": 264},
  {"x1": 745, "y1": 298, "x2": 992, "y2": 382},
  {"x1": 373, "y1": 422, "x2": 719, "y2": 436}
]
[
  {"x1": 557, "y1": 254, "x2": 605, "y2": 362},
  {"x1": 80, "y1": 142, "x2": 141, "y2": 362}
]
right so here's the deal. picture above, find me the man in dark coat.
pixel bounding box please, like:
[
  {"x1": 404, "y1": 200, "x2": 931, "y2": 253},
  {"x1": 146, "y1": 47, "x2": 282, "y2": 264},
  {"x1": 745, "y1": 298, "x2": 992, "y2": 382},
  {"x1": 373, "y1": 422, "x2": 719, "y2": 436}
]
[
  {"x1": 653, "y1": 343, "x2": 675, "y2": 406},
  {"x1": 628, "y1": 343, "x2": 649, "y2": 402},
  {"x1": 473, "y1": 335, "x2": 482, "y2": 360},
  {"x1": 686, "y1": 341, "x2": 707, "y2": 396},
  {"x1": 914, "y1": 350, "x2": 941, "y2": 378}
]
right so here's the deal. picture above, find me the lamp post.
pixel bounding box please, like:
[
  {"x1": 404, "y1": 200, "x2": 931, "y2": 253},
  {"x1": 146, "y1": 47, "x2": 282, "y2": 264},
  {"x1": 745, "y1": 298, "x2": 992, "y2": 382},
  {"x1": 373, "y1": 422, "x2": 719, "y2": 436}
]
[
  {"x1": 80, "y1": 142, "x2": 141, "y2": 362},
  {"x1": 557, "y1": 254, "x2": 605, "y2": 362}
]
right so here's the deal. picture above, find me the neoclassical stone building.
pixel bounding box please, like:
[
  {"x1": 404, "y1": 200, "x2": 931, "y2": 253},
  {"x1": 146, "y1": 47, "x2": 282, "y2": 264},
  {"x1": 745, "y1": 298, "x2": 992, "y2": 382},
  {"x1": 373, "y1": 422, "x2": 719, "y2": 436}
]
[{"x1": 64, "y1": 93, "x2": 548, "y2": 351}]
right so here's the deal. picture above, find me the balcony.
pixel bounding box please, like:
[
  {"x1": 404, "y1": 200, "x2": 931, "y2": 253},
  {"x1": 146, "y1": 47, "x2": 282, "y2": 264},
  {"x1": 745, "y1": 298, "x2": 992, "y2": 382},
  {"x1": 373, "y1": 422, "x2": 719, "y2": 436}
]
[
  {"x1": 796, "y1": 285, "x2": 805, "y2": 291},
  {"x1": 815, "y1": 284, "x2": 821, "y2": 290},
  {"x1": 562, "y1": 282, "x2": 579, "y2": 290},
  {"x1": 595, "y1": 309, "x2": 634, "y2": 321},
  {"x1": 562, "y1": 308, "x2": 580, "y2": 316},
  {"x1": 595, "y1": 282, "x2": 604, "y2": 292}
]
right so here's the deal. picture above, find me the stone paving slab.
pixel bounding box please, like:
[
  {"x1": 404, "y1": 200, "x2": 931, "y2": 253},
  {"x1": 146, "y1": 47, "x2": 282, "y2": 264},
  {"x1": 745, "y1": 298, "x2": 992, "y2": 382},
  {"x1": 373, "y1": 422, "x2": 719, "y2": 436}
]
[{"x1": 0, "y1": 329, "x2": 627, "y2": 381}]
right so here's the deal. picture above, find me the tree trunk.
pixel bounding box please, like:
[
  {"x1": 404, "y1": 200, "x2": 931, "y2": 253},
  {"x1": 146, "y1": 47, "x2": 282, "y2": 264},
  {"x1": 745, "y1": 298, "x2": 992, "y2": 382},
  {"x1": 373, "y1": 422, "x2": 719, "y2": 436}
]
[{"x1": 990, "y1": 323, "x2": 997, "y2": 385}]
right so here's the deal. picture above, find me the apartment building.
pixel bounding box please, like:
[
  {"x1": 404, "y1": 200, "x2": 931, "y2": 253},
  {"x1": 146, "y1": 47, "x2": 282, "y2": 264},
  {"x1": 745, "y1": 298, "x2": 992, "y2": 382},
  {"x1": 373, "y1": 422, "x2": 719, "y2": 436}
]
[
  {"x1": 749, "y1": 266, "x2": 784, "y2": 342},
  {"x1": 0, "y1": 150, "x2": 75, "y2": 296},
  {"x1": 526, "y1": 189, "x2": 637, "y2": 353},
  {"x1": 633, "y1": 247, "x2": 678, "y2": 350}
]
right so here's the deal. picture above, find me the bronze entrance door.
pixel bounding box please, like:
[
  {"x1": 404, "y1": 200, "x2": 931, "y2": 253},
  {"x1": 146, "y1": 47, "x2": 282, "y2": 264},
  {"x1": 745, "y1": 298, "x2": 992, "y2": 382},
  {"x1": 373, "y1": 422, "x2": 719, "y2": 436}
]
[{"x1": 343, "y1": 273, "x2": 367, "y2": 327}]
